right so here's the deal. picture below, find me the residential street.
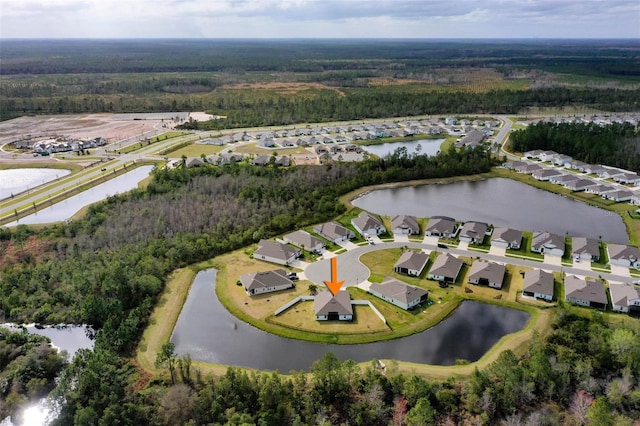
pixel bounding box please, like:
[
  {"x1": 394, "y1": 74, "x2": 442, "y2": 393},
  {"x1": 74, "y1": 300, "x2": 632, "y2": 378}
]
[{"x1": 303, "y1": 237, "x2": 634, "y2": 291}]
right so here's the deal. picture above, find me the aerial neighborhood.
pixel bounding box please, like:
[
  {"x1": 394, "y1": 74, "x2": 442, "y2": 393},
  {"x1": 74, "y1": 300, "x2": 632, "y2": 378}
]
[{"x1": 238, "y1": 207, "x2": 640, "y2": 322}]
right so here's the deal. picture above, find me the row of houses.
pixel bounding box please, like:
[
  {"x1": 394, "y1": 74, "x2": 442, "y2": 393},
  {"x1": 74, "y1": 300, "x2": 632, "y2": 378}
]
[
  {"x1": 506, "y1": 152, "x2": 640, "y2": 205},
  {"x1": 198, "y1": 116, "x2": 499, "y2": 148},
  {"x1": 183, "y1": 154, "x2": 291, "y2": 168},
  {"x1": 517, "y1": 115, "x2": 639, "y2": 127},
  {"x1": 26, "y1": 137, "x2": 107, "y2": 154},
  {"x1": 523, "y1": 269, "x2": 640, "y2": 313}
]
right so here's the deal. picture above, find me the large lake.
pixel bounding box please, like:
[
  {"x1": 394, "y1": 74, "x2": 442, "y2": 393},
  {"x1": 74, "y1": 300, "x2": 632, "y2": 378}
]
[
  {"x1": 0, "y1": 168, "x2": 71, "y2": 200},
  {"x1": 171, "y1": 269, "x2": 530, "y2": 372},
  {"x1": 352, "y1": 177, "x2": 629, "y2": 244},
  {"x1": 364, "y1": 139, "x2": 445, "y2": 157},
  {"x1": 5, "y1": 165, "x2": 154, "y2": 226}
]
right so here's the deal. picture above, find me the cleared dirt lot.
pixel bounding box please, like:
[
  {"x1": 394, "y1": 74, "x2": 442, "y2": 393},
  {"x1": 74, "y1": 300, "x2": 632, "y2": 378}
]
[{"x1": 0, "y1": 112, "x2": 212, "y2": 145}]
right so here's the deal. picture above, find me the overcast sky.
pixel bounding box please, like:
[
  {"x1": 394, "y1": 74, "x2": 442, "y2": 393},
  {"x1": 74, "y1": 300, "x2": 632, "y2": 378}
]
[{"x1": 1, "y1": 0, "x2": 639, "y2": 39}]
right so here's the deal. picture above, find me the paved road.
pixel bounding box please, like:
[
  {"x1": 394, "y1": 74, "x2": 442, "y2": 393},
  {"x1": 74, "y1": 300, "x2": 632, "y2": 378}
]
[{"x1": 303, "y1": 240, "x2": 634, "y2": 290}]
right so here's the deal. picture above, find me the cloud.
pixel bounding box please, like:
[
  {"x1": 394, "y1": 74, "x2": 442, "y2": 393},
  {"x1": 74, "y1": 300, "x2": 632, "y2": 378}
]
[{"x1": 1, "y1": 0, "x2": 638, "y2": 38}]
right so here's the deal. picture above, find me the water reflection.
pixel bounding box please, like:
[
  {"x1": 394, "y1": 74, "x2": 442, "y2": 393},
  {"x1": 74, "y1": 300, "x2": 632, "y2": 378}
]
[
  {"x1": 0, "y1": 169, "x2": 71, "y2": 200},
  {"x1": 5, "y1": 166, "x2": 153, "y2": 226},
  {"x1": 352, "y1": 177, "x2": 628, "y2": 244},
  {"x1": 172, "y1": 269, "x2": 530, "y2": 372},
  {"x1": 363, "y1": 139, "x2": 444, "y2": 157}
]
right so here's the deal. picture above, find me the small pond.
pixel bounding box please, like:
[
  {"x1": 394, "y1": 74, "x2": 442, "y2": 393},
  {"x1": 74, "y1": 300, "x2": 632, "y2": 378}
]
[
  {"x1": 5, "y1": 165, "x2": 154, "y2": 226},
  {"x1": 363, "y1": 139, "x2": 444, "y2": 158},
  {"x1": 0, "y1": 325, "x2": 94, "y2": 426},
  {"x1": 0, "y1": 168, "x2": 71, "y2": 200},
  {"x1": 171, "y1": 269, "x2": 530, "y2": 372},
  {"x1": 352, "y1": 177, "x2": 629, "y2": 244}
]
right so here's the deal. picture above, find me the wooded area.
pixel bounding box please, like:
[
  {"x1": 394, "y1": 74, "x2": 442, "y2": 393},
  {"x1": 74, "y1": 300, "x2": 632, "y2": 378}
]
[{"x1": 510, "y1": 122, "x2": 640, "y2": 172}]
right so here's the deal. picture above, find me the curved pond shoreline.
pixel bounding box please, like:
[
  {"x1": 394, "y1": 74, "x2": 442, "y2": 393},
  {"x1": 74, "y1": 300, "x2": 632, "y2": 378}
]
[{"x1": 171, "y1": 269, "x2": 531, "y2": 372}]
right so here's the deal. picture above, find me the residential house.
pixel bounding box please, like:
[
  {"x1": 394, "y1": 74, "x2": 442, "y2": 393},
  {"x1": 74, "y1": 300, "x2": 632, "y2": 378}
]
[
  {"x1": 606, "y1": 190, "x2": 634, "y2": 202},
  {"x1": 572, "y1": 237, "x2": 600, "y2": 262},
  {"x1": 468, "y1": 261, "x2": 506, "y2": 289},
  {"x1": 607, "y1": 244, "x2": 640, "y2": 269},
  {"x1": 428, "y1": 253, "x2": 463, "y2": 283},
  {"x1": 240, "y1": 269, "x2": 294, "y2": 296},
  {"x1": 583, "y1": 165, "x2": 606, "y2": 175},
  {"x1": 459, "y1": 221, "x2": 488, "y2": 244},
  {"x1": 553, "y1": 154, "x2": 572, "y2": 166},
  {"x1": 185, "y1": 157, "x2": 206, "y2": 168},
  {"x1": 491, "y1": 227, "x2": 523, "y2": 250},
  {"x1": 251, "y1": 155, "x2": 271, "y2": 166},
  {"x1": 455, "y1": 130, "x2": 485, "y2": 148},
  {"x1": 394, "y1": 251, "x2": 429, "y2": 276},
  {"x1": 614, "y1": 173, "x2": 640, "y2": 185},
  {"x1": 314, "y1": 290, "x2": 353, "y2": 321},
  {"x1": 598, "y1": 168, "x2": 626, "y2": 180},
  {"x1": 369, "y1": 278, "x2": 428, "y2": 310},
  {"x1": 425, "y1": 217, "x2": 456, "y2": 238},
  {"x1": 313, "y1": 222, "x2": 355, "y2": 243},
  {"x1": 515, "y1": 163, "x2": 543, "y2": 174},
  {"x1": 609, "y1": 283, "x2": 640, "y2": 313},
  {"x1": 550, "y1": 174, "x2": 579, "y2": 185},
  {"x1": 352, "y1": 212, "x2": 386, "y2": 236},
  {"x1": 274, "y1": 156, "x2": 291, "y2": 167},
  {"x1": 564, "y1": 275, "x2": 608, "y2": 309},
  {"x1": 567, "y1": 160, "x2": 588, "y2": 171},
  {"x1": 585, "y1": 184, "x2": 616, "y2": 196},
  {"x1": 531, "y1": 232, "x2": 565, "y2": 257},
  {"x1": 503, "y1": 160, "x2": 527, "y2": 170},
  {"x1": 391, "y1": 215, "x2": 420, "y2": 235},
  {"x1": 522, "y1": 269, "x2": 554, "y2": 301},
  {"x1": 253, "y1": 239, "x2": 300, "y2": 266},
  {"x1": 524, "y1": 149, "x2": 543, "y2": 159},
  {"x1": 283, "y1": 230, "x2": 325, "y2": 253},
  {"x1": 564, "y1": 178, "x2": 595, "y2": 192},
  {"x1": 538, "y1": 150, "x2": 559, "y2": 162},
  {"x1": 532, "y1": 168, "x2": 564, "y2": 181}
]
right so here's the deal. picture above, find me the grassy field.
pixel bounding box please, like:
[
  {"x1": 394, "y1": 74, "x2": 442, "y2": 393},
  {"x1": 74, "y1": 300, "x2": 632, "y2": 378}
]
[{"x1": 167, "y1": 143, "x2": 225, "y2": 158}]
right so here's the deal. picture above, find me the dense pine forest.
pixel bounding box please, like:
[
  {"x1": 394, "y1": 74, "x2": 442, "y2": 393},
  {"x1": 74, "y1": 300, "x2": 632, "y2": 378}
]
[
  {"x1": 510, "y1": 122, "x2": 640, "y2": 172},
  {"x1": 2, "y1": 39, "x2": 640, "y2": 122}
]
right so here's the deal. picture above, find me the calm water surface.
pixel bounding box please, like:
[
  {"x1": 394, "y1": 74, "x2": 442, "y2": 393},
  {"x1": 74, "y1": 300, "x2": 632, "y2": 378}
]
[
  {"x1": 352, "y1": 177, "x2": 628, "y2": 244},
  {"x1": 364, "y1": 139, "x2": 444, "y2": 157},
  {"x1": 172, "y1": 269, "x2": 530, "y2": 372},
  {"x1": 6, "y1": 165, "x2": 154, "y2": 226},
  {"x1": 0, "y1": 168, "x2": 71, "y2": 200}
]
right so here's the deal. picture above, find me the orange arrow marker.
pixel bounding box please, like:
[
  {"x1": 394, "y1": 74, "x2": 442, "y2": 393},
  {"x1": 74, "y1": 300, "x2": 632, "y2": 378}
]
[{"x1": 324, "y1": 257, "x2": 345, "y2": 296}]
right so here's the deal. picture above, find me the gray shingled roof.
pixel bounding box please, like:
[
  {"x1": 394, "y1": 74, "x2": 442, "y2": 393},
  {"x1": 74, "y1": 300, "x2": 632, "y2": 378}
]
[
  {"x1": 532, "y1": 232, "x2": 565, "y2": 252},
  {"x1": 429, "y1": 253, "x2": 463, "y2": 279},
  {"x1": 609, "y1": 283, "x2": 640, "y2": 308},
  {"x1": 460, "y1": 221, "x2": 488, "y2": 240},
  {"x1": 394, "y1": 251, "x2": 429, "y2": 272},
  {"x1": 565, "y1": 275, "x2": 608, "y2": 305},
  {"x1": 522, "y1": 269, "x2": 554, "y2": 296},
  {"x1": 572, "y1": 237, "x2": 599, "y2": 257},
  {"x1": 468, "y1": 261, "x2": 505, "y2": 284},
  {"x1": 607, "y1": 244, "x2": 640, "y2": 262},
  {"x1": 370, "y1": 278, "x2": 428, "y2": 304},
  {"x1": 425, "y1": 217, "x2": 456, "y2": 235},
  {"x1": 313, "y1": 222, "x2": 351, "y2": 240},
  {"x1": 254, "y1": 239, "x2": 299, "y2": 261},
  {"x1": 240, "y1": 269, "x2": 292, "y2": 292},
  {"x1": 284, "y1": 230, "x2": 324, "y2": 249},
  {"x1": 492, "y1": 227, "x2": 523, "y2": 245},
  {"x1": 314, "y1": 291, "x2": 353, "y2": 316},
  {"x1": 352, "y1": 212, "x2": 383, "y2": 233},
  {"x1": 391, "y1": 215, "x2": 420, "y2": 233}
]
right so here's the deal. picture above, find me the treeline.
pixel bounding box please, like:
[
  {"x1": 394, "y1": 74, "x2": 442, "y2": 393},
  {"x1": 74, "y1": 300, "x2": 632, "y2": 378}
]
[
  {"x1": 3, "y1": 84, "x2": 640, "y2": 122},
  {"x1": 0, "y1": 328, "x2": 68, "y2": 421},
  {"x1": 49, "y1": 310, "x2": 640, "y2": 425},
  {"x1": 2, "y1": 39, "x2": 639, "y2": 75},
  {"x1": 510, "y1": 122, "x2": 640, "y2": 172}
]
